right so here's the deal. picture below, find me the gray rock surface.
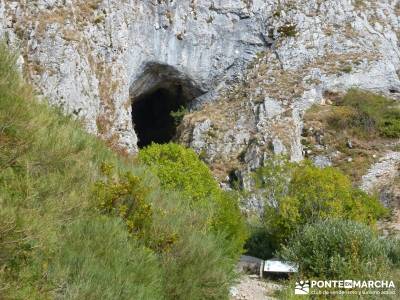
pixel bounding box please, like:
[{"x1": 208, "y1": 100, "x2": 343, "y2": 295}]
[
  {"x1": 361, "y1": 152, "x2": 400, "y2": 193},
  {"x1": 313, "y1": 155, "x2": 332, "y2": 168},
  {"x1": 361, "y1": 151, "x2": 400, "y2": 207}
]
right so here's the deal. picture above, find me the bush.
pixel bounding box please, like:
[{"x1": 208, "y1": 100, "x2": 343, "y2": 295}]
[
  {"x1": 139, "y1": 143, "x2": 247, "y2": 256},
  {"x1": 244, "y1": 227, "x2": 276, "y2": 260},
  {"x1": 327, "y1": 105, "x2": 375, "y2": 134},
  {"x1": 255, "y1": 158, "x2": 387, "y2": 245},
  {"x1": 329, "y1": 89, "x2": 400, "y2": 138},
  {"x1": 147, "y1": 188, "x2": 241, "y2": 300},
  {"x1": 94, "y1": 163, "x2": 154, "y2": 239},
  {"x1": 280, "y1": 219, "x2": 399, "y2": 279},
  {"x1": 93, "y1": 162, "x2": 243, "y2": 300},
  {"x1": 162, "y1": 231, "x2": 237, "y2": 300},
  {"x1": 385, "y1": 237, "x2": 400, "y2": 267},
  {"x1": 278, "y1": 23, "x2": 297, "y2": 37},
  {"x1": 170, "y1": 105, "x2": 188, "y2": 126},
  {"x1": 50, "y1": 216, "x2": 162, "y2": 300},
  {"x1": 0, "y1": 208, "x2": 31, "y2": 289},
  {"x1": 93, "y1": 146, "x2": 247, "y2": 299},
  {"x1": 253, "y1": 156, "x2": 294, "y2": 207},
  {"x1": 379, "y1": 110, "x2": 400, "y2": 138},
  {"x1": 0, "y1": 43, "x2": 166, "y2": 298},
  {"x1": 139, "y1": 143, "x2": 221, "y2": 203}
]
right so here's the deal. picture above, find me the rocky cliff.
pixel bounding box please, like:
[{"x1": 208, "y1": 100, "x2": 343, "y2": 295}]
[
  {"x1": 0, "y1": 0, "x2": 275, "y2": 151},
  {"x1": 1, "y1": 0, "x2": 399, "y2": 207}
]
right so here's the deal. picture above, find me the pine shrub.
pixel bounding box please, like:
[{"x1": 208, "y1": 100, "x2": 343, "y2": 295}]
[{"x1": 280, "y1": 219, "x2": 399, "y2": 279}]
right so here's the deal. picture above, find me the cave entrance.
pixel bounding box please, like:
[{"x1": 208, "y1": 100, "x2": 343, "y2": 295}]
[
  {"x1": 131, "y1": 63, "x2": 204, "y2": 148},
  {"x1": 132, "y1": 85, "x2": 187, "y2": 148}
]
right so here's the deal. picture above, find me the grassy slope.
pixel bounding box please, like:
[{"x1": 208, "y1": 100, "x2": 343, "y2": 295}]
[
  {"x1": 0, "y1": 45, "x2": 167, "y2": 298},
  {"x1": 0, "y1": 41, "x2": 245, "y2": 300},
  {"x1": 303, "y1": 89, "x2": 400, "y2": 183}
]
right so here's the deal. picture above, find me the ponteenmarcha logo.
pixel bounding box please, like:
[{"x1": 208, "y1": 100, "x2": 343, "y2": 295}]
[
  {"x1": 294, "y1": 280, "x2": 396, "y2": 296},
  {"x1": 295, "y1": 281, "x2": 310, "y2": 295}
]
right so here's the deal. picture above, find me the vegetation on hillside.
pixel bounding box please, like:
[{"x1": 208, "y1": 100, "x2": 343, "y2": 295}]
[
  {"x1": 250, "y1": 157, "x2": 387, "y2": 249},
  {"x1": 330, "y1": 89, "x2": 400, "y2": 138},
  {"x1": 303, "y1": 89, "x2": 400, "y2": 182},
  {"x1": 0, "y1": 44, "x2": 244, "y2": 299},
  {"x1": 1, "y1": 41, "x2": 399, "y2": 299},
  {"x1": 280, "y1": 219, "x2": 400, "y2": 279},
  {"x1": 139, "y1": 143, "x2": 248, "y2": 256},
  {"x1": 244, "y1": 156, "x2": 399, "y2": 299},
  {"x1": 276, "y1": 220, "x2": 400, "y2": 300},
  {"x1": 232, "y1": 86, "x2": 400, "y2": 297}
]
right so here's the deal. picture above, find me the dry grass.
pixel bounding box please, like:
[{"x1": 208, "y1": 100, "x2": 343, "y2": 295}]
[
  {"x1": 303, "y1": 90, "x2": 399, "y2": 183},
  {"x1": 62, "y1": 29, "x2": 81, "y2": 42}
]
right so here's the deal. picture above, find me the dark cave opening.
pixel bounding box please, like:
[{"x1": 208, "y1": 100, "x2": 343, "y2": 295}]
[
  {"x1": 131, "y1": 63, "x2": 205, "y2": 148},
  {"x1": 132, "y1": 85, "x2": 188, "y2": 148}
]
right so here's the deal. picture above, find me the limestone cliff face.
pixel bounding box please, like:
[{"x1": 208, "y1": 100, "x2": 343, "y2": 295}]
[
  {"x1": 1, "y1": 1, "x2": 399, "y2": 196},
  {"x1": 0, "y1": 0, "x2": 271, "y2": 151}
]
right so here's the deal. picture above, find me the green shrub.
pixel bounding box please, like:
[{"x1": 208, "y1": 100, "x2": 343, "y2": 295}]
[
  {"x1": 278, "y1": 23, "x2": 297, "y2": 37},
  {"x1": 211, "y1": 191, "x2": 248, "y2": 255},
  {"x1": 93, "y1": 161, "x2": 242, "y2": 300},
  {"x1": 94, "y1": 163, "x2": 153, "y2": 238},
  {"x1": 280, "y1": 219, "x2": 399, "y2": 279},
  {"x1": 253, "y1": 156, "x2": 294, "y2": 207},
  {"x1": 327, "y1": 105, "x2": 375, "y2": 134},
  {"x1": 385, "y1": 237, "x2": 400, "y2": 267},
  {"x1": 339, "y1": 65, "x2": 353, "y2": 73},
  {"x1": 255, "y1": 158, "x2": 387, "y2": 245},
  {"x1": 50, "y1": 216, "x2": 162, "y2": 300},
  {"x1": 329, "y1": 89, "x2": 400, "y2": 138},
  {"x1": 170, "y1": 105, "x2": 188, "y2": 126},
  {"x1": 0, "y1": 208, "x2": 31, "y2": 288},
  {"x1": 139, "y1": 143, "x2": 221, "y2": 203},
  {"x1": 244, "y1": 227, "x2": 276, "y2": 260},
  {"x1": 379, "y1": 110, "x2": 400, "y2": 138},
  {"x1": 162, "y1": 231, "x2": 237, "y2": 300},
  {"x1": 144, "y1": 188, "x2": 241, "y2": 300},
  {"x1": 139, "y1": 143, "x2": 247, "y2": 256}
]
